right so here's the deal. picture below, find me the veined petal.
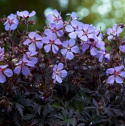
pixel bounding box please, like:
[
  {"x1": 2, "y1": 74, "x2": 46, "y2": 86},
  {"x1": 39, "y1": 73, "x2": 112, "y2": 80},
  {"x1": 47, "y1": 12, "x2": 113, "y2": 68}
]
[
  {"x1": 116, "y1": 76, "x2": 123, "y2": 84},
  {"x1": 66, "y1": 51, "x2": 74, "y2": 60},
  {"x1": 65, "y1": 25, "x2": 74, "y2": 32},
  {"x1": 90, "y1": 47, "x2": 98, "y2": 56},
  {"x1": 119, "y1": 71, "x2": 125, "y2": 77},
  {"x1": 44, "y1": 44, "x2": 51, "y2": 53},
  {"x1": 60, "y1": 70, "x2": 67, "y2": 78},
  {"x1": 71, "y1": 46, "x2": 79, "y2": 53},
  {"x1": 57, "y1": 63, "x2": 64, "y2": 71},
  {"x1": 29, "y1": 32, "x2": 36, "y2": 39},
  {"x1": 35, "y1": 34, "x2": 42, "y2": 40},
  {"x1": 14, "y1": 66, "x2": 21, "y2": 74},
  {"x1": 23, "y1": 39, "x2": 31, "y2": 45},
  {"x1": 61, "y1": 49, "x2": 67, "y2": 56},
  {"x1": 3, "y1": 69, "x2": 13, "y2": 77},
  {"x1": 0, "y1": 74, "x2": 6, "y2": 83},
  {"x1": 107, "y1": 75, "x2": 115, "y2": 84},
  {"x1": 69, "y1": 39, "x2": 75, "y2": 47},
  {"x1": 29, "y1": 10, "x2": 36, "y2": 17},
  {"x1": 56, "y1": 75, "x2": 62, "y2": 83},
  {"x1": 69, "y1": 32, "x2": 77, "y2": 39},
  {"x1": 28, "y1": 43, "x2": 36, "y2": 52},
  {"x1": 52, "y1": 44, "x2": 59, "y2": 54},
  {"x1": 22, "y1": 66, "x2": 30, "y2": 76},
  {"x1": 36, "y1": 42, "x2": 43, "y2": 49},
  {"x1": 106, "y1": 68, "x2": 114, "y2": 74}
]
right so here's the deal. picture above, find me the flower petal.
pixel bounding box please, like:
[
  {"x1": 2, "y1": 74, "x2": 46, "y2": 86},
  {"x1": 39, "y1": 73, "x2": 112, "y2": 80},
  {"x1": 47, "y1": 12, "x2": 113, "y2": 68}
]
[
  {"x1": 44, "y1": 44, "x2": 51, "y2": 53},
  {"x1": 56, "y1": 75, "x2": 62, "y2": 83},
  {"x1": 119, "y1": 72, "x2": 125, "y2": 77},
  {"x1": 66, "y1": 51, "x2": 74, "y2": 60},
  {"x1": 0, "y1": 74, "x2": 6, "y2": 83},
  {"x1": 57, "y1": 63, "x2": 64, "y2": 71},
  {"x1": 14, "y1": 66, "x2": 21, "y2": 74},
  {"x1": 65, "y1": 25, "x2": 74, "y2": 32},
  {"x1": 107, "y1": 75, "x2": 115, "y2": 84},
  {"x1": 69, "y1": 32, "x2": 77, "y2": 39},
  {"x1": 52, "y1": 44, "x2": 59, "y2": 54},
  {"x1": 116, "y1": 76, "x2": 123, "y2": 84},
  {"x1": 28, "y1": 43, "x2": 36, "y2": 52},
  {"x1": 22, "y1": 66, "x2": 30, "y2": 76},
  {"x1": 3, "y1": 69, "x2": 13, "y2": 77},
  {"x1": 71, "y1": 46, "x2": 79, "y2": 53},
  {"x1": 60, "y1": 70, "x2": 67, "y2": 78}
]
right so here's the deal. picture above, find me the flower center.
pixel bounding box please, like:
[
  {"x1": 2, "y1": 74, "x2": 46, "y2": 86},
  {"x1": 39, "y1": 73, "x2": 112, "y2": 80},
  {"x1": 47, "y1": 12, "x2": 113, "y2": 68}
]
[
  {"x1": 49, "y1": 40, "x2": 54, "y2": 45},
  {"x1": 114, "y1": 70, "x2": 119, "y2": 76},
  {"x1": 32, "y1": 37, "x2": 36, "y2": 43},
  {"x1": 52, "y1": 27, "x2": 57, "y2": 32},
  {"x1": 8, "y1": 19, "x2": 14, "y2": 25}
]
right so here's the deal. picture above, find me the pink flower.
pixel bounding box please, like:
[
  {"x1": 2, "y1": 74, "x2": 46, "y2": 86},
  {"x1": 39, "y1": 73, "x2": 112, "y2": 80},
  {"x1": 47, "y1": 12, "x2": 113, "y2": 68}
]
[
  {"x1": 0, "y1": 65, "x2": 13, "y2": 83},
  {"x1": 106, "y1": 65, "x2": 125, "y2": 84}
]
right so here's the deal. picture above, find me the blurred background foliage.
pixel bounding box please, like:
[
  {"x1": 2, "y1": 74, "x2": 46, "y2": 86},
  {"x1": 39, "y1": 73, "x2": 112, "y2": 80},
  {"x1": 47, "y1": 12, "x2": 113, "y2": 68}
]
[{"x1": 0, "y1": 0, "x2": 125, "y2": 34}]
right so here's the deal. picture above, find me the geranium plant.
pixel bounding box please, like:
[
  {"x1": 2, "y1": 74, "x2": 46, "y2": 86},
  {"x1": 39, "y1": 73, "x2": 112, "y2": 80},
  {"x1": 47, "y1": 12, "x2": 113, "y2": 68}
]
[{"x1": 0, "y1": 9, "x2": 125, "y2": 126}]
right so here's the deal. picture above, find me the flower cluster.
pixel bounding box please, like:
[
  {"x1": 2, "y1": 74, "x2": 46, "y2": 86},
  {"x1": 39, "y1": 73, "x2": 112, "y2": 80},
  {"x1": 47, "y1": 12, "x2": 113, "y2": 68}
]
[{"x1": 0, "y1": 9, "x2": 125, "y2": 86}]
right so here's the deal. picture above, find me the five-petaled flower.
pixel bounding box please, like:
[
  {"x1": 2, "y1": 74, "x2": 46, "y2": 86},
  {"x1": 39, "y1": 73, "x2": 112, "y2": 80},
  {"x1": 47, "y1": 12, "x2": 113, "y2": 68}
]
[
  {"x1": 0, "y1": 65, "x2": 13, "y2": 83},
  {"x1": 25, "y1": 51, "x2": 38, "y2": 64},
  {"x1": 78, "y1": 24, "x2": 95, "y2": 41},
  {"x1": 14, "y1": 55, "x2": 35, "y2": 76},
  {"x1": 47, "y1": 9, "x2": 63, "y2": 24},
  {"x1": 106, "y1": 65, "x2": 125, "y2": 84},
  {"x1": 42, "y1": 33, "x2": 62, "y2": 54},
  {"x1": 52, "y1": 63, "x2": 67, "y2": 83},
  {"x1": 44, "y1": 22, "x2": 64, "y2": 37},
  {"x1": 65, "y1": 19, "x2": 83, "y2": 39},
  {"x1": 23, "y1": 32, "x2": 43, "y2": 52},
  {"x1": 4, "y1": 14, "x2": 19, "y2": 31},
  {"x1": 107, "y1": 24, "x2": 122, "y2": 41},
  {"x1": 61, "y1": 39, "x2": 79, "y2": 60}
]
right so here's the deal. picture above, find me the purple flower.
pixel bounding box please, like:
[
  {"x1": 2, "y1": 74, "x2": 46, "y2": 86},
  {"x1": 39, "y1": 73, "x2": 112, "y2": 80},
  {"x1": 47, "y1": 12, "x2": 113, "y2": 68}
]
[
  {"x1": 0, "y1": 65, "x2": 13, "y2": 83},
  {"x1": 52, "y1": 63, "x2": 67, "y2": 83},
  {"x1": 25, "y1": 51, "x2": 38, "y2": 64},
  {"x1": 4, "y1": 14, "x2": 19, "y2": 31},
  {"x1": 78, "y1": 24, "x2": 95, "y2": 41},
  {"x1": 106, "y1": 65, "x2": 125, "y2": 84},
  {"x1": 44, "y1": 22, "x2": 64, "y2": 37},
  {"x1": 42, "y1": 33, "x2": 62, "y2": 54},
  {"x1": 61, "y1": 39, "x2": 79, "y2": 60},
  {"x1": 23, "y1": 32, "x2": 43, "y2": 52},
  {"x1": 82, "y1": 34, "x2": 105, "y2": 56},
  {"x1": 65, "y1": 20, "x2": 83, "y2": 39},
  {"x1": 66, "y1": 12, "x2": 78, "y2": 20},
  {"x1": 119, "y1": 45, "x2": 125, "y2": 52},
  {"x1": 14, "y1": 55, "x2": 35, "y2": 76},
  {"x1": 17, "y1": 10, "x2": 36, "y2": 18},
  {"x1": 107, "y1": 24, "x2": 122, "y2": 41},
  {"x1": 0, "y1": 47, "x2": 4, "y2": 61},
  {"x1": 47, "y1": 9, "x2": 63, "y2": 24}
]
